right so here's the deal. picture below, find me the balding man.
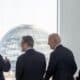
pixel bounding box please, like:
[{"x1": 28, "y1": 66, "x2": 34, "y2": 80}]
[{"x1": 45, "y1": 33, "x2": 77, "y2": 80}]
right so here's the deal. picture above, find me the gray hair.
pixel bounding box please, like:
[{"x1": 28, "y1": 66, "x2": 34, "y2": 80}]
[{"x1": 49, "y1": 33, "x2": 61, "y2": 44}]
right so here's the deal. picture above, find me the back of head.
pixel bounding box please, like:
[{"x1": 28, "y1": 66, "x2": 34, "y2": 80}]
[
  {"x1": 49, "y1": 33, "x2": 61, "y2": 44},
  {"x1": 48, "y1": 33, "x2": 61, "y2": 49},
  {"x1": 22, "y1": 36, "x2": 34, "y2": 47},
  {"x1": 21, "y1": 36, "x2": 34, "y2": 51}
]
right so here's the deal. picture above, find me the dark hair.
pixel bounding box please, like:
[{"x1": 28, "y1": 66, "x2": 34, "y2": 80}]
[{"x1": 22, "y1": 36, "x2": 34, "y2": 47}]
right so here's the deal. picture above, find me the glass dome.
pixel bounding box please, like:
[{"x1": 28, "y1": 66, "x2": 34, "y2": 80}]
[{"x1": 0, "y1": 25, "x2": 50, "y2": 71}]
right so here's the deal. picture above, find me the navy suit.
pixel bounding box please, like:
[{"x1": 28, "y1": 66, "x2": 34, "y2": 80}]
[
  {"x1": 0, "y1": 55, "x2": 11, "y2": 80},
  {"x1": 45, "y1": 45, "x2": 77, "y2": 80},
  {"x1": 16, "y1": 49, "x2": 46, "y2": 80}
]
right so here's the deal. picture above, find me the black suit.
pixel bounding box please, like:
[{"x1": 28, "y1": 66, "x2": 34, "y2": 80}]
[
  {"x1": 16, "y1": 49, "x2": 46, "y2": 80},
  {"x1": 45, "y1": 45, "x2": 77, "y2": 80},
  {"x1": 0, "y1": 55, "x2": 11, "y2": 80}
]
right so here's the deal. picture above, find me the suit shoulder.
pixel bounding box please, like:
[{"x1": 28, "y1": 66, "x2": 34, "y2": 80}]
[
  {"x1": 50, "y1": 51, "x2": 57, "y2": 59},
  {"x1": 61, "y1": 46, "x2": 74, "y2": 57},
  {"x1": 0, "y1": 55, "x2": 2, "y2": 58},
  {"x1": 17, "y1": 54, "x2": 25, "y2": 61},
  {"x1": 51, "y1": 46, "x2": 73, "y2": 57},
  {"x1": 63, "y1": 46, "x2": 73, "y2": 53},
  {"x1": 36, "y1": 51, "x2": 45, "y2": 58}
]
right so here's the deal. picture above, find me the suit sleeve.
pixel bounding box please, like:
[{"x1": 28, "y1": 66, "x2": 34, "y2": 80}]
[
  {"x1": 16, "y1": 55, "x2": 24, "y2": 80},
  {"x1": 71, "y1": 53, "x2": 77, "y2": 75},
  {"x1": 41, "y1": 55, "x2": 46, "y2": 77},
  {"x1": 45, "y1": 53, "x2": 56, "y2": 80},
  {"x1": 0, "y1": 55, "x2": 11, "y2": 72}
]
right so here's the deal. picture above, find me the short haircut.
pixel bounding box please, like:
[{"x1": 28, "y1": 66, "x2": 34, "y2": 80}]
[
  {"x1": 49, "y1": 33, "x2": 61, "y2": 44},
  {"x1": 22, "y1": 36, "x2": 34, "y2": 47}
]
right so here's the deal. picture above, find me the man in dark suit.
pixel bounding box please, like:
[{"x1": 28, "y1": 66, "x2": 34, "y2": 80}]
[
  {"x1": 16, "y1": 36, "x2": 46, "y2": 80},
  {"x1": 45, "y1": 33, "x2": 77, "y2": 80},
  {"x1": 0, "y1": 55, "x2": 11, "y2": 80}
]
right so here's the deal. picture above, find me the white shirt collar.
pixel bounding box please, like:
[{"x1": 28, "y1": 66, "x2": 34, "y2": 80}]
[
  {"x1": 55, "y1": 44, "x2": 61, "y2": 50},
  {"x1": 25, "y1": 47, "x2": 33, "y2": 52}
]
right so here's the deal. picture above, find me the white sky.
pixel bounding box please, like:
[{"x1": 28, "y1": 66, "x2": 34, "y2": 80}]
[{"x1": 0, "y1": 0, "x2": 57, "y2": 40}]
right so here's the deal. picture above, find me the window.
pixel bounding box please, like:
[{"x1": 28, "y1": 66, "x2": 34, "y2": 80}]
[
  {"x1": 0, "y1": 0, "x2": 57, "y2": 39},
  {"x1": 0, "y1": 0, "x2": 58, "y2": 79}
]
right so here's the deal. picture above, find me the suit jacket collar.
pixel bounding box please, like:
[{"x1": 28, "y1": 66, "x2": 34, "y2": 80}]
[
  {"x1": 56, "y1": 44, "x2": 63, "y2": 48},
  {"x1": 51, "y1": 45, "x2": 63, "y2": 54},
  {"x1": 25, "y1": 48, "x2": 33, "y2": 52},
  {"x1": 55, "y1": 44, "x2": 63, "y2": 50},
  {"x1": 25, "y1": 48, "x2": 35, "y2": 55}
]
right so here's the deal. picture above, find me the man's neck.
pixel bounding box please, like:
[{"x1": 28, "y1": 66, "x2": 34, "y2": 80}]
[{"x1": 55, "y1": 43, "x2": 61, "y2": 50}]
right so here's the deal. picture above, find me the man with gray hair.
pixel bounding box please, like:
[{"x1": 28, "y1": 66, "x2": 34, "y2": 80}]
[
  {"x1": 45, "y1": 33, "x2": 77, "y2": 80},
  {"x1": 16, "y1": 36, "x2": 46, "y2": 80}
]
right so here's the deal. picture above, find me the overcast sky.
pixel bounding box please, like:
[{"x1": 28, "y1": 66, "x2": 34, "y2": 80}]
[{"x1": 0, "y1": 0, "x2": 57, "y2": 40}]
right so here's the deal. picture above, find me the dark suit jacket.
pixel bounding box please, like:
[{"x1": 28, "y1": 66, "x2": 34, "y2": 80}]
[
  {"x1": 45, "y1": 45, "x2": 77, "y2": 80},
  {"x1": 16, "y1": 49, "x2": 46, "y2": 80},
  {"x1": 0, "y1": 55, "x2": 11, "y2": 80}
]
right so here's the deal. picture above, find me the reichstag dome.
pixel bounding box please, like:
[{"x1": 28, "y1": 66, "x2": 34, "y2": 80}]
[{"x1": 0, "y1": 25, "x2": 50, "y2": 71}]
